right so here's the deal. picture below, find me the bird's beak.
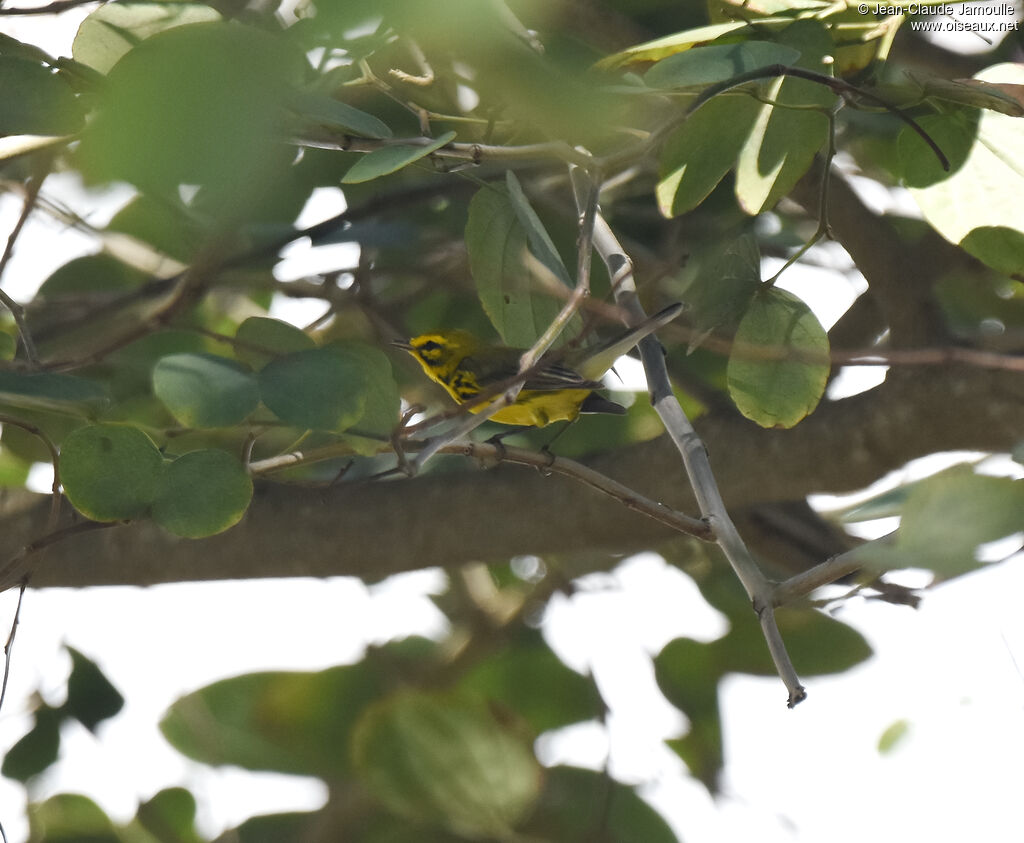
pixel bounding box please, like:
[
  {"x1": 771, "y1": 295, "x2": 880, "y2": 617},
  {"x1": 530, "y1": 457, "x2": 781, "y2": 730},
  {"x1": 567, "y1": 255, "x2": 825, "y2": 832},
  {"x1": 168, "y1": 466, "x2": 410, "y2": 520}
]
[{"x1": 390, "y1": 338, "x2": 413, "y2": 351}]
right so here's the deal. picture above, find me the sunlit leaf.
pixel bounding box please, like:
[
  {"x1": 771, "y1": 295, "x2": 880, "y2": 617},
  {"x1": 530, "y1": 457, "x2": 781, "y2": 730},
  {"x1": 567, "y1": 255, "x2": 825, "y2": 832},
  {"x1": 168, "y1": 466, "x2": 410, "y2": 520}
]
[
  {"x1": 72, "y1": 2, "x2": 222, "y2": 74},
  {"x1": 735, "y1": 20, "x2": 836, "y2": 214},
  {"x1": 901, "y1": 64, "x2": 1024, "y2": 275},
  {"x1": 28, "y1": 793, "x2": 120, "y2": 842},
  {"x1": 878, "y1": 719, "x2": 910, "y2": 755}
]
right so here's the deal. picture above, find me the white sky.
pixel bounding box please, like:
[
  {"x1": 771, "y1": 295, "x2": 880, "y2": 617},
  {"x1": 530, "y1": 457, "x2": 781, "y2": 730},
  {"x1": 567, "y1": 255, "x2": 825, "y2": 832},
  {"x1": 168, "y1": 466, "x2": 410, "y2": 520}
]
[{"x1": 2, "y1": 7, "x2": 1023, "y2": 843}]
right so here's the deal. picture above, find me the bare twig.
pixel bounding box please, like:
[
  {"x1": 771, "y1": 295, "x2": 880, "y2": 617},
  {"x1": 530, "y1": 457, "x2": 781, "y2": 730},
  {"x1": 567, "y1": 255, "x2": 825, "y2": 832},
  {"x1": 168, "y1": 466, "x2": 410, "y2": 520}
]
[
  {"x1": 0, "y1": 164, "x2": 51, "y2": 365},
  {"x1": 574, "y1": 177, "x2": 807, "y2": 706}
]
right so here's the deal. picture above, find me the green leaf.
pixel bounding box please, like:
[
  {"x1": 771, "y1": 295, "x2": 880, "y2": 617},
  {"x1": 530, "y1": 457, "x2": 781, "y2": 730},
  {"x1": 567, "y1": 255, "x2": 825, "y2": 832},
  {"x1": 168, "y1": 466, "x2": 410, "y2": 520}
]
[
  {"x1": 64, "y1": 646, "x2": 125, "y2": 732},
  {"x1": 152, "y1": 353, "x2": 260, "y2": 428},
  {"x1": 160, "y1": 646, "x2": 434, "y2": 777},
  {"x1": 683, "y1": 233, "x2": 762, "y2": 348},
  {"x1": 0, "y1": 370, "x2": 107, "y2": 416},
  {"x1": 859, "y1": 466, "x2": 1024, "y2": 577},
  {"x1": 226, "y1": 812, "x2": 322, "y2": 843},
  {"x1": 289, "y1": 90, "x2": 392, "y2": 139},
  {"x1": 645, "y1": 40, "x2": 801, "y2": 90},
  {"x1": 152, "y1": 449, "x2": 253, "y2": 538},
  {"x1": 596, "y1": 21, "x2": 775, "y2": 70},
  {"x1": 77, "y1": 22, "x2": 305, "y2": 195},
  {"x1": 504, "y1": 170, "x2": 573, "y2": 287},
  {"x1": 342, "y1": 132, "x2": 456, "y2": 183},
  {"x1": 657, "y1": 94, "x2": 762, "y2": 217},
  {"x1": 60, "y1": 423, "x2": 164, "y2": 521},
  {"x1": 336, "y1": 342, "x2": 400, "y2": 451},
  {"x1": 521, "y1": 766, "x2": 677, "y2": 843},
  {"x1": 735, "y1": 20, "x2": 836, "y2": 214},
  {"x1": 878, "y1": 719, "x2": 910, "y2": 755},
  {"x1": 465, "y1": 185, "x2": 572, "y2": 346},
  {"x1": 459, "y1": 628, "x2": 601, "y2": 734},
  {"x1": 28, "y1": 793, "x2": 120, "y2": 843},
  {"x1": 0, "y1": 331, "x2": 16, "y2": 361},
  {"x1": 72, "y1": 2, "x2": 222, "y2": 74},
  {"x1": 1, "y1": 705, "x2": 62, "y2": 782},
  {"x1": 901, "y1": 64, "x2": 1024, "y2": 275},
  {"x1": 137, "y1": 787, "x2": 202, "y2": 843},
  {"x1": 235, "y1": 317, "x2": 317, "y2": 370},
  {"x1": 38, "y1": 254, "x2": 148, "y2": 298},
  {"x1": 726, "y1": 287, "x2": 829, "y2": 428},
  {"x1": 0, "y1": 57, "x2": 84, "y2": 135},
  {"x1": 351, "y1": 689, "x2": 541, "y2": 838},
  {"x1": 258, "y1": 346, "x2": 370, "y2": 432},
  {"x1": 0, "y1": 446, "x2": 30, "y2": 487}
]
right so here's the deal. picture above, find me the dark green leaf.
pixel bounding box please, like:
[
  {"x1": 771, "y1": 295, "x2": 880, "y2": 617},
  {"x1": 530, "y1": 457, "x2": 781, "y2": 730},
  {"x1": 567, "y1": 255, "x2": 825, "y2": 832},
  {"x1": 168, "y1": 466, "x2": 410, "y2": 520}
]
[
  {"x1": 136, "y1": 787, "x2": 202, "y2": 843},
  {"x1": 645, "y1": 40, "x2": 801, "y2": 89},
  {"x1": 0, "y1": 371, "x2": 107, "y2": 417},
  {"x1": 64, "y1": 646, "x2": 125, "y2": 732},
  {"x1": 465, "y1": 185, "x2": 575, "y2": 346},
  {"x1": 657, "y1": 95, "x2": 762, "y2": 217},
  {"x1": 683, "y1": 233, "x2": 761, "y2": 349},
  {"x1": 289, "y1": 90, "x2": 392, "y2": 139},
  {"x1": 152, "y1": 449, "x2": 253, "y2": 538},
  {"x1": 521, "y1": 766, "x2": 678, "y2": 843},
  {"x1": 342, "y1": 132, "x2": 456, "y2": 183},
  {"x1": 1, "y1": 705, "x2": 62, "y2": 782},
  {"x1": 726, "y1": 287, "x2": 829, "y2": 428},
  {"x1": 152, "y1": 353, "x2": 259, "y2": 428},
  {"x1": 351, "y1": 689, "x2": 541, "y2": 838},
  {"x1": 60, "y1": 423, "x2": 164, "y2": 521},
  {"x1": 258, "y1": 346, "x2": 370, "y2": 432},
  {"x1": 0, "y1": 57, "x2": 84, "y2": 135},
  {"x1": 459, "y1": 627, "x2": 601, "y2": 734}
]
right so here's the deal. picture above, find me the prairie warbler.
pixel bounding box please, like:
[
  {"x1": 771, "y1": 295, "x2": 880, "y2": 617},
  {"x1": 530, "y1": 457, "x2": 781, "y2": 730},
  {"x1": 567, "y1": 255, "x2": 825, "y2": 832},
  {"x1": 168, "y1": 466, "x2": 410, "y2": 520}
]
[{"x1": 393, "y1": 302, "x2": 683, "y2": 427}]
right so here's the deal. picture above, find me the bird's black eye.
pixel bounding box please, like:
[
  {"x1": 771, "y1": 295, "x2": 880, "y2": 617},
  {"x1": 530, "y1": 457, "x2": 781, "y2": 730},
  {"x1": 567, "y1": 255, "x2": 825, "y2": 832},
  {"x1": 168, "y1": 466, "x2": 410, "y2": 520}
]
[{"x1": 419, "y1": 341, "x2": 442, "y2": 353}]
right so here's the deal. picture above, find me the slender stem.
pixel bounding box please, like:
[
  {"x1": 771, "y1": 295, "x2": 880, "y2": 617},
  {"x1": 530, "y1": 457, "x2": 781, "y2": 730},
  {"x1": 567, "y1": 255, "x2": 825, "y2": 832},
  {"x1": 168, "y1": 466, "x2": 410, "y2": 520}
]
[{"x1": 577, "y1": 185, "x2": 807, "y2": 706}]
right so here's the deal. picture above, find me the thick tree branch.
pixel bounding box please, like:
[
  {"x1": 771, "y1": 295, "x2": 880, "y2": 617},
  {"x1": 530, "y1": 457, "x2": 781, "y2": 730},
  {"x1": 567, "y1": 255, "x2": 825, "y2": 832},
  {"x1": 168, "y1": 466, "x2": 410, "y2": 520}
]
[{"x1": 5, "y1": 364, "x2": 1020, "y2": 590}]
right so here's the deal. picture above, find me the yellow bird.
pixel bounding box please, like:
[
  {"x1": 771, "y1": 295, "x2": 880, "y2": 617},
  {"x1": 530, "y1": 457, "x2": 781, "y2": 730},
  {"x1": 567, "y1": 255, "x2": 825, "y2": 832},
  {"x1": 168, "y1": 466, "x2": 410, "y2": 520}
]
[{"x1": 393, "y1": 303, "x2": 683, "y2": 427}]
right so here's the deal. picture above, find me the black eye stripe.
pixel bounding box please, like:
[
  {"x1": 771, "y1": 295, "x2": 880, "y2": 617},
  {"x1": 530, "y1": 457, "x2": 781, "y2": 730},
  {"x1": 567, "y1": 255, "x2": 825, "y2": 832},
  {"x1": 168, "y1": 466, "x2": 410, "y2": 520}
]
[{"x1": 418, "y1": 340, "x2": 442, "y2": 353}]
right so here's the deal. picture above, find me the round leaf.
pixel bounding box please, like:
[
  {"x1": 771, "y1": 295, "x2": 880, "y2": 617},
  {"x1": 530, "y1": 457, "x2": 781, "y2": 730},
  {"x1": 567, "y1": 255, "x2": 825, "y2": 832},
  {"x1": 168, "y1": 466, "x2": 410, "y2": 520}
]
[
  {"x1": 258, "y1": 346, "x2": 370, "y2": 432},
  {"x1": 152, "y1": 449, "x2": 253, "y2": 538},
  {"x1": 152, "y1": 352, "x2": 259, "y2": 428},
  {"x1": 351, "y1": 690, "x2": 541, "y2": 838},
  {"x1": 60, "y1": 423, "x2": 164, "y2": 521},
  {"x1": 727, "y1": 287, "x2": 829, "y2": 428},
  {"x1": 235, "y1": 316, "x2": 316, "y2": 370},
  {"x1": 72, "y1": 2, "x2": 222, "y2": 74}
]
